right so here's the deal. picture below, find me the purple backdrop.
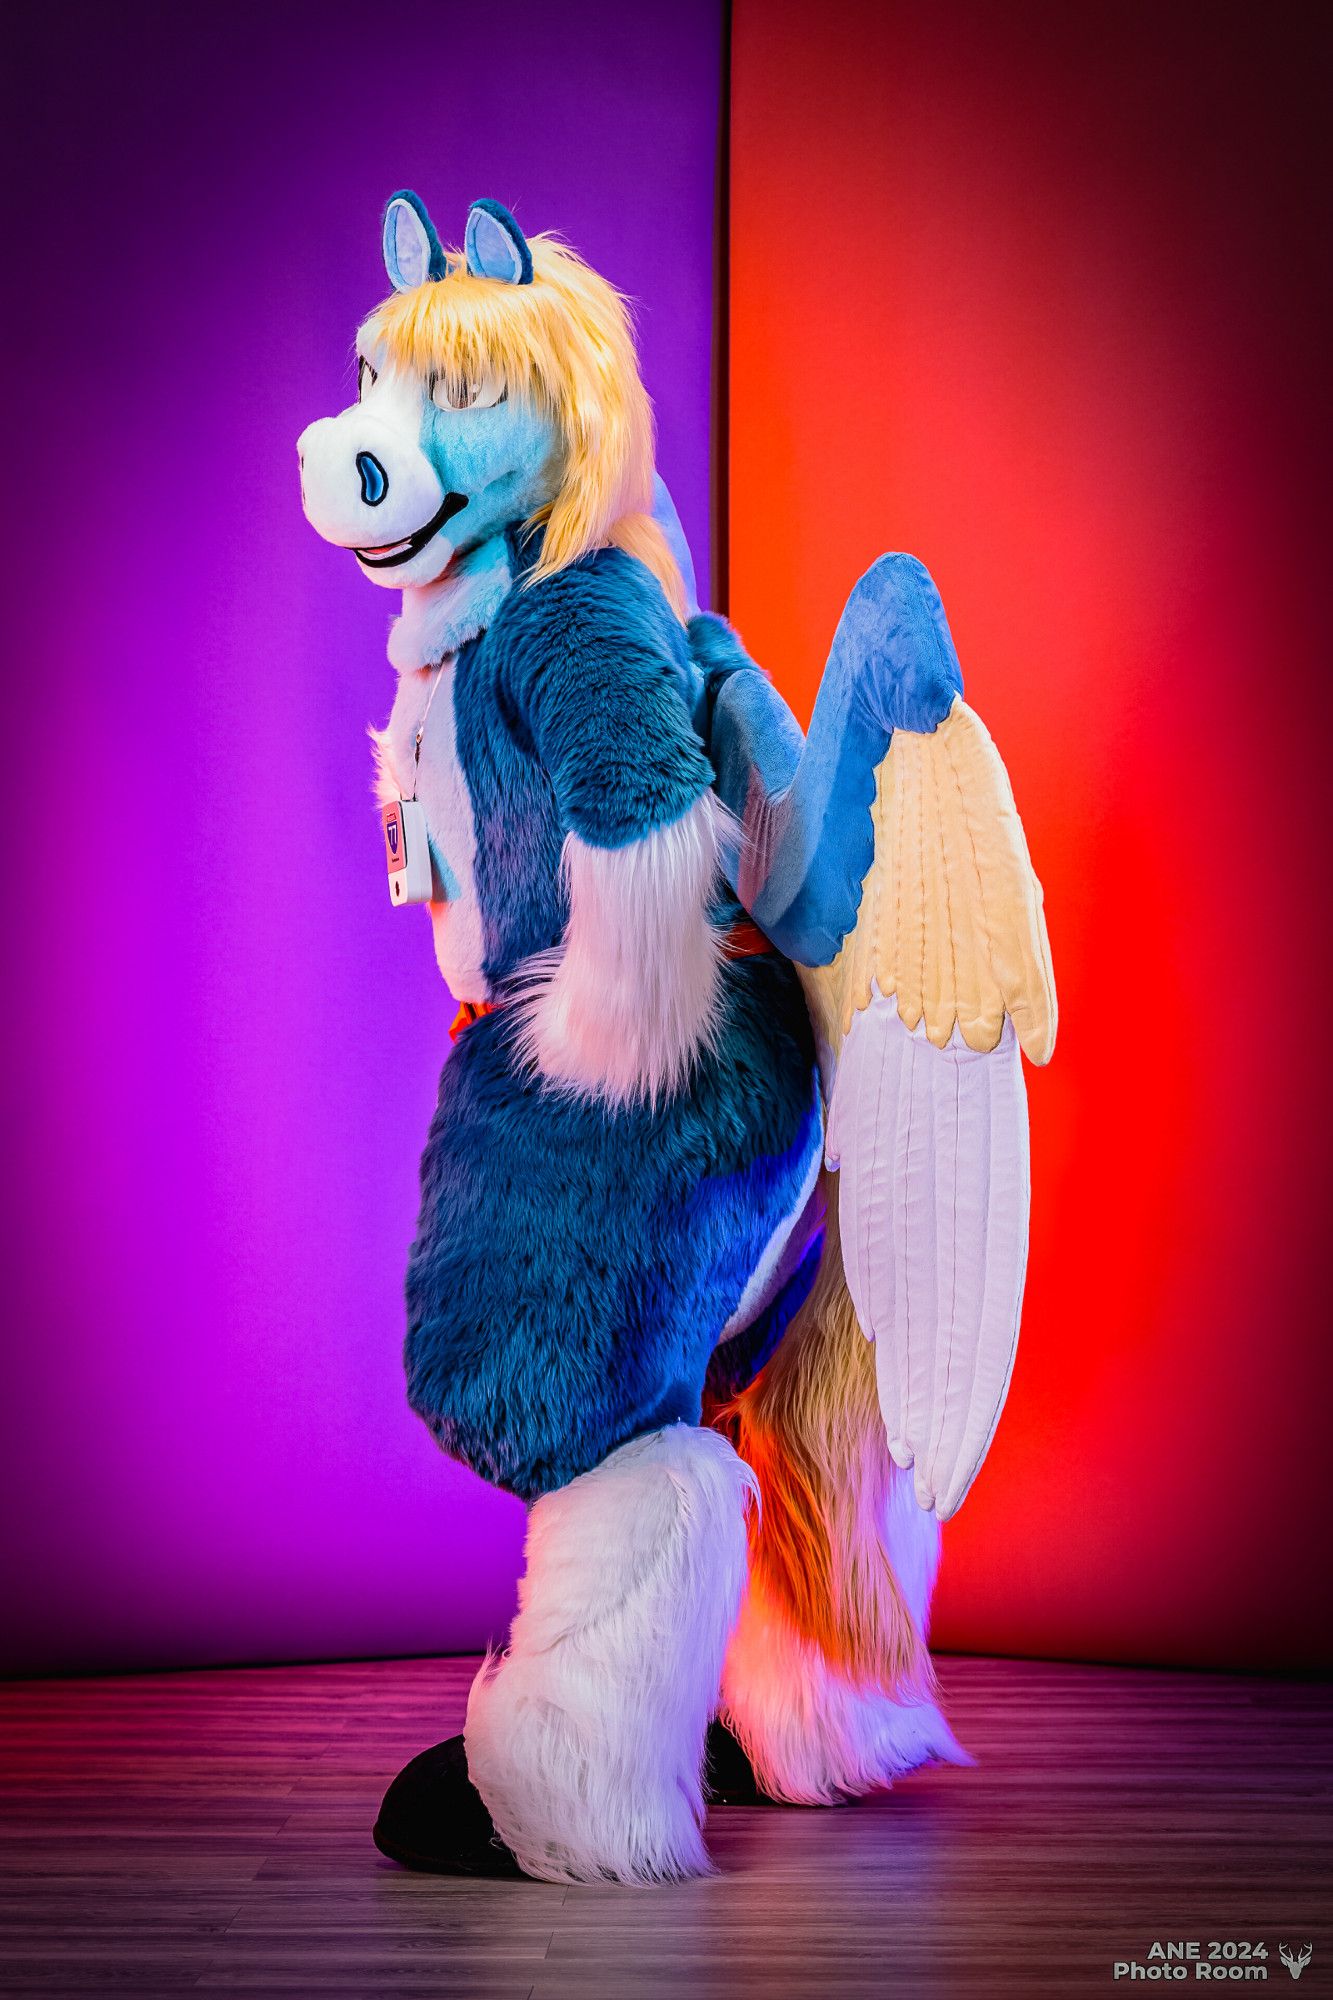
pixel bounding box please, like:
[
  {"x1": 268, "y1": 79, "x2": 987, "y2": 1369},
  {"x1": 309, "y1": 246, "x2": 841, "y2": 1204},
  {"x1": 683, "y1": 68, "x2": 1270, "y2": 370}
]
[{"x1": 3, "y1": 1, "x2": 721, "y2": 1673}]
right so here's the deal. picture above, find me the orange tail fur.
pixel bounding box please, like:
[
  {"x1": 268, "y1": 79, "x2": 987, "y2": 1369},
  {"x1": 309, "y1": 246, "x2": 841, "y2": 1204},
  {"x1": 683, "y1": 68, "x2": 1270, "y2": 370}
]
[
  {"x1": 717, "y1": 1174, "x2": 933, "y2": 1700},
  {"x1": 712, "y1": 1176, "x2": 964, "y2": 1802}
]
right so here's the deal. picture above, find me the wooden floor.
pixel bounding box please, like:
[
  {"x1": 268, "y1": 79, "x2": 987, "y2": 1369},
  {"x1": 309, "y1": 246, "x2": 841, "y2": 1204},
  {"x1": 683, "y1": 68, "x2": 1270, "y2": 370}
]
[{"x1": 0, "y1": 1656, "x2": 1329, "y2": 1999}]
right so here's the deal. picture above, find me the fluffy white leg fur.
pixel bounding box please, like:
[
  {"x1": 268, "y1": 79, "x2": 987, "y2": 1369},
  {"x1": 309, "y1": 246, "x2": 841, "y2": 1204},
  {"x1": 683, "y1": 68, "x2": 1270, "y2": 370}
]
[
  {"x1": 514, "y1": 792, "x2": 726, "y2": 1105},
  {"x1": 465, "y1": 1424, "x2": 756, "y2": 1884},
  {"x1": 720, "y1": 1465, "x2": 963, "y2": 1807}
]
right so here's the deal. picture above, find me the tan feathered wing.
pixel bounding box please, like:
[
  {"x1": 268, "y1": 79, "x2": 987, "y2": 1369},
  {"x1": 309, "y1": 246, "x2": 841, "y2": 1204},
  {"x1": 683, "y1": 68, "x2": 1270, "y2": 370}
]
[{"x1": 810, "y1": 695, "x2": 1055, "y2": 1065}]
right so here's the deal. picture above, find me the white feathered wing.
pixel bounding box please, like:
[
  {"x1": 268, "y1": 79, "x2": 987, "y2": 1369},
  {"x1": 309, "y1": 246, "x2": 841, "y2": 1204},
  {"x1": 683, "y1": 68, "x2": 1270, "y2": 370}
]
[{"x1": 800, "y1": 695, "x2": 1056, "y2": 1520}]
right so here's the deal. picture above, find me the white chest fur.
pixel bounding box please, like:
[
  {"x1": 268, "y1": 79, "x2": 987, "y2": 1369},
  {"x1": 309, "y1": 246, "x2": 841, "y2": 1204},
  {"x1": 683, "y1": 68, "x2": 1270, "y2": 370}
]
[{"x1": 374, "y1": 659, "x2": 489, "y2": 1002}]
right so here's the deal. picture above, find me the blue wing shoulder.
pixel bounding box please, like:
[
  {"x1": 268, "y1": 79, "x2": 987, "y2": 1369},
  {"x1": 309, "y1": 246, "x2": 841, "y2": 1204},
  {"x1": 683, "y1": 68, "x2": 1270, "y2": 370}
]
[{"x1": 691, "y1": 553, "x2": 964, "y2": 965}]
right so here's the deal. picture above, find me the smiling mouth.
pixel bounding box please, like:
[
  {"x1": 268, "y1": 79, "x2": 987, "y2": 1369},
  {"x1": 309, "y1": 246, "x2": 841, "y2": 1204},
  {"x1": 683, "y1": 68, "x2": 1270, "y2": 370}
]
[{"x1": 355, "y1": 491, "x2": 469, "y2": 569}]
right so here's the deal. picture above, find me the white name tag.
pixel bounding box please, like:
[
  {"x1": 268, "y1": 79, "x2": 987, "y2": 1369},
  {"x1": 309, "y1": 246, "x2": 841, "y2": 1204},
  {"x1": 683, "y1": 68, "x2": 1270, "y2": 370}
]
[{"x1": 381, "y1": 798, "x2": 433, "y2": 905}]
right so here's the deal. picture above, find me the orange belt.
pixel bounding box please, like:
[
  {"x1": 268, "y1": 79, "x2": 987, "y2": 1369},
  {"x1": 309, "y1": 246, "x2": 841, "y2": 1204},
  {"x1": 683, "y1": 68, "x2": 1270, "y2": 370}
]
[
  {"x1": 449, "y1": 999, "x2": 496, "y2": 1042},
  {"x1": 449, "y1": 917, "x2": 775, "y2": 1043}
]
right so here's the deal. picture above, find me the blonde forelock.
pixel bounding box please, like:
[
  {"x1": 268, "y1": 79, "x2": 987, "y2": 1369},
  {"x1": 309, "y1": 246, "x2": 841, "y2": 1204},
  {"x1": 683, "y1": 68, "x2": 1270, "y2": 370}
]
[{"x1": 358, "y1": 236, "x2": 685, "y2": 617}]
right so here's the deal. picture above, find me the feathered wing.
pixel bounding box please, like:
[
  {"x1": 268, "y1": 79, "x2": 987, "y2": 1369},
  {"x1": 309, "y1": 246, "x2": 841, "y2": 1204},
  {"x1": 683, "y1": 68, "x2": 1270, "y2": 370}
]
[{"x1": 800, "y1": 695, "x2": 1056, "y2": 1521}]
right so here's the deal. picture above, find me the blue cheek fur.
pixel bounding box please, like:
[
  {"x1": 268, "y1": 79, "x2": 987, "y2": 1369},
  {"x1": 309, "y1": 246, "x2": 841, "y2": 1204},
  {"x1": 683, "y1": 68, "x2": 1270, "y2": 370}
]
[{"x1": 417, "y1": 398, "x2": 557, "y2": 548}]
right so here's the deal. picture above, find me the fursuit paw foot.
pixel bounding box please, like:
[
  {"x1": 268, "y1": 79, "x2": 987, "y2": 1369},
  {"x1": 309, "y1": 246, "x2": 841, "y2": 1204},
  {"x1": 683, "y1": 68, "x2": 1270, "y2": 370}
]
[
  {"x1": 704, "y1": 1716, "x2": 778, "y2": 1806},
  {"x1": 372, "y1": 1735, "x2": 527, "y2": 1878}
]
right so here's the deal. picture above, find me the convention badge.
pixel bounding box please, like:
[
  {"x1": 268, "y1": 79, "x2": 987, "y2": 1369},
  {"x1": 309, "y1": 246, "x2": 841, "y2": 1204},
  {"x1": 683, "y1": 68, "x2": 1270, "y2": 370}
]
[
  {"x1": 381, "y1": 798, "x2": 433, "y2": 905},
  {"x1": 381, "y1": 656, "x2": 450, "y2": 905}
]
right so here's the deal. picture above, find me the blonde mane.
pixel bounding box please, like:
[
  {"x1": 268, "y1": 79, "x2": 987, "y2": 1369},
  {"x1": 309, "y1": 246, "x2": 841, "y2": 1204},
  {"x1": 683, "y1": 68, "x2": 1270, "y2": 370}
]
[{"x1": 359, "y1": 236, "x2": 686, "y2": 619}]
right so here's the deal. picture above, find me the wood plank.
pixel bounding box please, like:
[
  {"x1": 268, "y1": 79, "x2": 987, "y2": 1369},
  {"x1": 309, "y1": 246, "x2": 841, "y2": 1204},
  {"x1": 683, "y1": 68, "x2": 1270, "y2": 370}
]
[{"x1": 0, "y1": 1655, "x2": 1328, "y2": 1998}]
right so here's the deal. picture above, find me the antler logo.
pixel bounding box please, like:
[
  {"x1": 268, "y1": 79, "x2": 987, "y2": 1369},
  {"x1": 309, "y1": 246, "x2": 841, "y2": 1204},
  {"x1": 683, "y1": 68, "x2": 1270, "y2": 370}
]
[{"x1": 1280, "y1": 1943, "x2": 1313, "y2": 1980}]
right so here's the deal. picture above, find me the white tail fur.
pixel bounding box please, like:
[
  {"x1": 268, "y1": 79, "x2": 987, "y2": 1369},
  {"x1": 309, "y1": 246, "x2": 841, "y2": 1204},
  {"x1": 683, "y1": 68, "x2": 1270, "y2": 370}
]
[{"x1": 721, "y1": 1556, "x2": 968, "y2": 1807}]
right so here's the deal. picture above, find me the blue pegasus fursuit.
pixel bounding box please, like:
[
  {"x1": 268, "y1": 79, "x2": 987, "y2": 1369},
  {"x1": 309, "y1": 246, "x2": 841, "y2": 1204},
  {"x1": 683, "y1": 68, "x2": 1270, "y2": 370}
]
[{"x1": 298, "y1": 190, "x2": 1056, "y2": 1884}]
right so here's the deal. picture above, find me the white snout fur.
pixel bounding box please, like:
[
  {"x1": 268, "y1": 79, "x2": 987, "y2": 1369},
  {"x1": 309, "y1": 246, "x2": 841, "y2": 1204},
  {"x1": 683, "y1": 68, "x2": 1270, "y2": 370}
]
[
  {"x1": 515, "y1": 791, "x2": 727, "y2": 1106},
  {"x1": 465, "y1": 1424, "x2": 756, "y2": 1884},
  {"x1": 298, "y1": 370, "x2": 448, "y2": 587}
]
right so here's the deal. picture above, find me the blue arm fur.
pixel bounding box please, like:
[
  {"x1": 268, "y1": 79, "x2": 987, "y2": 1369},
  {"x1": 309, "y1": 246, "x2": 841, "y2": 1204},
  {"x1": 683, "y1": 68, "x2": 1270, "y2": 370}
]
[
  {"x1": 692, "y1": 552, "x2": 964, "y2": 966},
  {"x1": 507, "y1": 546, "x2": 713, "y2": 849}
]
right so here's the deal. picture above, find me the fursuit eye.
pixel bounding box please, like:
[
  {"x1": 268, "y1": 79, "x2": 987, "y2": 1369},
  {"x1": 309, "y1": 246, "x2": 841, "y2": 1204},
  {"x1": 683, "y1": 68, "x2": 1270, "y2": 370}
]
[
  {"x1": 357, "y1": 356, "x2": 378, "y2": 399},
  {"x1": 430, "y1": 369, "x2": 507, "y2": 412}
]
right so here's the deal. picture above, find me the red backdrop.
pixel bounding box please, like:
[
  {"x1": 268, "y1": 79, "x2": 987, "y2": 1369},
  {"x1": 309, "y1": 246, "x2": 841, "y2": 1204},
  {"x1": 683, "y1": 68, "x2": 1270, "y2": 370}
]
[{"x1": 728, "y1": 0, "x2": 1333, "y2": 1670}]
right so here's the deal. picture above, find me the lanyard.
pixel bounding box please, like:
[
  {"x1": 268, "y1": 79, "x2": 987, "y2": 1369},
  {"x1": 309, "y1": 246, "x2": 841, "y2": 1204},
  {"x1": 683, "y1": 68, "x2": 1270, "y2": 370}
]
[{"x1": 409, "y1": 658, "x2": 451, "y2": 803}]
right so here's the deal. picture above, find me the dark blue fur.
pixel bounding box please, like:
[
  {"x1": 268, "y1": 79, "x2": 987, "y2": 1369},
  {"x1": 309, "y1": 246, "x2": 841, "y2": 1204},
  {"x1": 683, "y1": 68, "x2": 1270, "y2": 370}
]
[
  {"x1": 702, "y1": 1229, "x2": 824, "y2": 1409},
  {"x1": 454, "y1": 535, "x2": 713, "y2": 988},
  {"x1": 404, "y1": 539, "x2": 822, "y2": 1498},
  {"x1": 407, "y1": 952, "x2": 821, "y2": 1498}
]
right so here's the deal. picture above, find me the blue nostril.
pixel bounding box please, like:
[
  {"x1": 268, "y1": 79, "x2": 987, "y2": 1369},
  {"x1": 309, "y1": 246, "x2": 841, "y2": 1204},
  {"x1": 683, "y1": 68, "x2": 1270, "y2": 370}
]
[{"x1": 356, "y1": 451, "x2": 389, "y2": 507}]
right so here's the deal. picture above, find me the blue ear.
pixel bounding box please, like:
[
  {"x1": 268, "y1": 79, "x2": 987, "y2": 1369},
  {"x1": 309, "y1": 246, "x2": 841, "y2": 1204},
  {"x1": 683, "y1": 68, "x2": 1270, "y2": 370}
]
[
  {"x1": 652, "y1": 475, "x2": 700, "y2": 617},
  {"x1": 383, "y1": 190, "x2": 448, "y2": 291},
  {"x1": 464, "y1": 199, "x2": 533, "y2": 285}
]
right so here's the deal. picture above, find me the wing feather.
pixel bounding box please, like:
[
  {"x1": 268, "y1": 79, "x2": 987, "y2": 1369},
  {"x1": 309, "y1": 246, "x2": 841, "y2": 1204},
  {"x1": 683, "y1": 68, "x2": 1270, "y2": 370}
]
[
  {"x1": 827, "y1": 695, "x2": 1056, "y2": 1065},
  {"x1": 823, "y1": 993, "x2": 1031, "y2": 1519},
  {"x1": 803, "y1": 690, "x2": 1052, "y2": 1519}
]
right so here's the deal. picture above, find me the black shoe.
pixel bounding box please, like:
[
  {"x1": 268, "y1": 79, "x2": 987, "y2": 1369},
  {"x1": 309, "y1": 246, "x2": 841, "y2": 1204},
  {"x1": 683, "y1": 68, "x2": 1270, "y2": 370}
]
[
  {"x1": 372, "y1": 1733, "x2": 525, "y2": 1877},
  {"x1": 374, "y1": 1718, "x2": 772, "y2": 1874},
  {"x1": 704, "y1": 1716, "x2": 773, "y2": 1805}
]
